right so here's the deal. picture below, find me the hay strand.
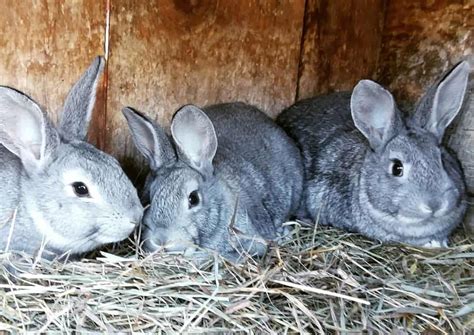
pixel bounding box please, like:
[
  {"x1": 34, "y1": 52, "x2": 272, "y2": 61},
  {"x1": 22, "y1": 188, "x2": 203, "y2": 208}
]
[{"x1": 0, "y1": 223, "x2": 473, "y2": 333}]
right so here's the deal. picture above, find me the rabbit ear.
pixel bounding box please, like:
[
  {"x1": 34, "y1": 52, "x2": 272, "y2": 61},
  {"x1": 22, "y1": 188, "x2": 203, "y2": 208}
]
[
  {"x1": 0, "y1": 87, "x2": 59, "y2": 171},
  {"x1": 122, "y1": 107, "x2": 175, "y2": 171},
  {"x1": 171, "y1": 105, "x2": 217, "y2": 176},
  {"x1": 412, "y1": 61, "x2": 470, "y2": 142},
  {"x1": 58, "y1": 56, "x2": 105, "y2": 141},
  {"x1": 351, "y1": 80, "x2": 403, "y2": 150}
]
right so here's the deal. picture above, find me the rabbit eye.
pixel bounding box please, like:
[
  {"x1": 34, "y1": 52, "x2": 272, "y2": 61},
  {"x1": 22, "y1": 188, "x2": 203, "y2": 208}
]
[
  {"x1": 72, "y1": 182, "x2": 90, "y2": 197},
  {"x1": 188, "y1": 190, "x2": 200, "y2": 208},
  {"x1": 391, "y1": 159, "x2": 404, "y2": 177}
]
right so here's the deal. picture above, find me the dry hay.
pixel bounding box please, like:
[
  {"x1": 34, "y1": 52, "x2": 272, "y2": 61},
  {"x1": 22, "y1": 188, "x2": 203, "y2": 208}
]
[{"x1": 0, "y1": 222, "x2": 473, "y2": 334}]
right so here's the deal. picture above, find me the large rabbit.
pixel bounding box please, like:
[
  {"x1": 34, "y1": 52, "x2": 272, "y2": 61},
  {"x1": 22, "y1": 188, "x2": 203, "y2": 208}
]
[
  {"x1": 0, "y1": 57, "x2": 143, "y2": 259},
  {"x1": 123, "y1": 102, "x2": 303, "y2": 261},
  {"x1": 277, "y1": 61, "x2": 471, "y2": 247}
]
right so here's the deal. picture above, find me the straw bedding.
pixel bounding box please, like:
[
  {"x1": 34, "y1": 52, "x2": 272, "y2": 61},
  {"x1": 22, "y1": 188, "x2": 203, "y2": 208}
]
[{"x1": 0, "y1": 222, "x2": 473, "y2": 333}]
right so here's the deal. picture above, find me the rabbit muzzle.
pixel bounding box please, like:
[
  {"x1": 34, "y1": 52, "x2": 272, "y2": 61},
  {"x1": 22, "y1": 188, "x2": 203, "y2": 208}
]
[
  {"x1": 142, "y1": 223, "x2": 199, "y2": 256},
  {"x1": 402, "y1": 185, "x2": 461, "y2": 223}
]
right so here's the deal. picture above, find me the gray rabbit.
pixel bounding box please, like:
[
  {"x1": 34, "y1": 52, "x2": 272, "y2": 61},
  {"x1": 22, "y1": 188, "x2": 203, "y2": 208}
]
[
  {"x1": 123, "y1": 102, "x2": 303, "y2": 261},
  {"x1": 0, "y1": 57, "x2": 143, "y2": 259},
  {"x1": 277, "y1": 61, "x2": 471, "y2": 247}
]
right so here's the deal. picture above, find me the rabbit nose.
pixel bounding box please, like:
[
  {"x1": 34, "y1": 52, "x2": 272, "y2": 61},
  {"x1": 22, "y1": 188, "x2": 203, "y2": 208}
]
[
  {"x1": 143, "y1": 227, "x2": 167, "y2": 252},
  {"x1": 144, "y1": 237, "x2": 161, "y2": 252},
  {"x1": 148, "y1": 227, "x2": 167, "y2": 245}
]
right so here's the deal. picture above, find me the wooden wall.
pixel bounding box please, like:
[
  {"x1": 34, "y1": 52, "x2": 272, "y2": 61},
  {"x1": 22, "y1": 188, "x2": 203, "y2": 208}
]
[
  {"x1": 0, "y1": 0, "x2": 472, "y2": 191},
  {"x1": 106, "y1": 0, "x2": 306, "y2": 159},
  {"x1": 378, "y1": 0, "x2": 473, "y2": 102},
  {"x1": 297, "y1": 0, "x2": 385, "y2": 99},
  {"x1": 0, "y1": 1, "x2": 106, "y2": 145},
  {"x1": 0, "y1": 0, "x2": 384, "y2": 158}
]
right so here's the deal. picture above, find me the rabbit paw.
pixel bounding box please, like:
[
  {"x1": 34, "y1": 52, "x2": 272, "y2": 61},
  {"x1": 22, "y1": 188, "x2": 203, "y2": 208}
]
[{"x1": 277, "y1": 225, "x2": 291, "y2": 237}]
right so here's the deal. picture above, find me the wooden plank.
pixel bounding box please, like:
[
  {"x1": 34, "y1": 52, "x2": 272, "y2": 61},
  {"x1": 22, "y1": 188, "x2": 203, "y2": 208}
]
[
  {"x1": 378, "y1": 0, "x2": 473, "y2": 102},
  {"x1": 0, "y1": 1, "x2": 106, "y2": 148},
  {"x1": 106, "y1": 0, "x2": 305, "y2": 160},
  {"x1": 296, "y1": 0, "x2": 386, "y2": 100}
]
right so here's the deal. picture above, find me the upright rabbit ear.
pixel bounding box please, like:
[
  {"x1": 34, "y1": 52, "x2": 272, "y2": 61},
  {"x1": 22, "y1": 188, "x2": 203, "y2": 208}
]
[
  {"x1": 171, "y1": 105, "x2": 217, "y2": 177},
  {"x1": 351, "y1": 80, "x2": 403, "y2": 150},
  {"x1": 58, "y1": 56, "x2": 105, "y2": 141},
  {"x1": 0, "y1": 87, "x2": 59, "y2": 172},
  {"x1": 411, "y1": 61, "x2": 470, "y2": 142},
  {"x1": 122, "y1": 107, "x2": 176, "y2": 171}
]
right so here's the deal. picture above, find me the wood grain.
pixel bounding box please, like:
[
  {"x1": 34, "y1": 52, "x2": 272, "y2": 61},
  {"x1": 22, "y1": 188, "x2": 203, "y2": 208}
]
[
  {"x1": 106, "y1": 0, "x2": 305, "y2": 160},
  {"x1": 296, "y1": 0, "x2": 386, "y2": 99},
  {"x1": 378, "y1": 0, "x2": 473, "y2": 101},
  {"x1": 0, "y1": 0, "x2": 106, "y2": 148}
]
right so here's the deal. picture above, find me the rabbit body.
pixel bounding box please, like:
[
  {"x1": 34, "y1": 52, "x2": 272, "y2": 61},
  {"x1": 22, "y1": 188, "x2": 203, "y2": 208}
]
[
  {"x1": 0, "y1": 57, "x2": 143, "y2": 259},
  {"x1": 277, "y1": 62, "x2": 471, "y2": 247},
  {"x1": 124, "y1": 102, "x2": 303, "y2": 260}
]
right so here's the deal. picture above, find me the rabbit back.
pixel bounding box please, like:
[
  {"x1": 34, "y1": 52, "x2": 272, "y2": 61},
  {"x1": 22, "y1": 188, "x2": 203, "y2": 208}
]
[
  {"x1": 277, "y1": 93, "x2": 365, "y2": 226},
  {"x1": 205, "y1": 102, "x2": 304, "y2": 239},
  {"x1": 0, "y1": 146, "x2": 23, "y2": 246}
]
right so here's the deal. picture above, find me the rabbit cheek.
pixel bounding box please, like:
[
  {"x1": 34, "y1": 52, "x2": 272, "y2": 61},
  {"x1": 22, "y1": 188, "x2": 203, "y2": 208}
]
[{"x1": 27, "y1": 203, "x2": 72, "y2": 249}]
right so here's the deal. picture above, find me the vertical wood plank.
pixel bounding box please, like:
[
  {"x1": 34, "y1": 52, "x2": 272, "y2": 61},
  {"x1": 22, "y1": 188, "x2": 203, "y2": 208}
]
[
  {"x1": 0, "y1": 0, "x2": 106, "y2": 147},
  {"x1": 296, "y1": 0, "x2": 386, "y2": 100},
  {"x1": 378, "y1": 0, "x2": 473, "y2": 102},
  {"x1": 106, "y1": 0, "x2": 305, "y2": 160}
]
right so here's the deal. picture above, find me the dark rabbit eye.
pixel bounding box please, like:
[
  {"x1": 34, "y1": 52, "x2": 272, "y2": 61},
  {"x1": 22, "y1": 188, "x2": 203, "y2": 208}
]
[
  {"x1": 391, "y1": 159, "x2": 404, "y2": 177},
  {"x1": 72, "y1": 182, "x2": 90, "y2": 197},
  {"x1": 188, "y1": 190, "x2": 200, "y2": 208}
]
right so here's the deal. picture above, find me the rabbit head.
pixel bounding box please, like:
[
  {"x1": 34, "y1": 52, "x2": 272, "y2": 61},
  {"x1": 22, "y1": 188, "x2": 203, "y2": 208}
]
[
  {"x1": 0, "y1": 57, "x2": 143, "y2": 255},
  {"x1": 351, "y1": 61, "x2": 469, "y2": 236},
  {"x1": 123, "y1": 105, "x2": 251, "y2": 257}
]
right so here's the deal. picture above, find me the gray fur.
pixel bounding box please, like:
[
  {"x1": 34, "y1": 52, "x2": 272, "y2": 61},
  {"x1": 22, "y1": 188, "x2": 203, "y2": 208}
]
[
  {"x1": 277, "y1": 61, "x2": 470, "y2": 247},
  {"x1": 123, "y1": 102, "x2": 303, "y2": 261},
  {"x1": 0, "y1": 57, "x2": 143, "y2": 259}
]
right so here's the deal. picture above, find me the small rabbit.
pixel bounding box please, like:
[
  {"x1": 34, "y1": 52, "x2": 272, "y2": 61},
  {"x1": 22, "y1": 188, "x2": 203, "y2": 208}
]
[
  {"x1": 277, "y1": 61, "x2": 471, "y2": 247},
  {"x1": 0, "y1": 57, "x2": 143, "y2": 259},
  {"x1": 123, "y1": 102, "x2": 303, "y2": 261}
]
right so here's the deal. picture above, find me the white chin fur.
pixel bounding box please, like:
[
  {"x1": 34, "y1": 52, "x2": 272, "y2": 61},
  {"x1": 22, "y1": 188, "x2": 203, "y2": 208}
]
[
  {"x1": 94, "y1": 223, "x2": 136, "y2": 244},
  {"x1": 395, "y1": 214, "x2": 426, "y2": 225},
  {"x1": 144, "y1": 238, "x2": 196, "y2": 257},
  {"x1": 164, "y1": 241, "x2": 196, "y2": 253},
  {"x1": 422, "y1": 239, "x2": 448, "y2": 248},
  {"x1": 144, "y1": 228, "x2": 196, "y2": 255}
]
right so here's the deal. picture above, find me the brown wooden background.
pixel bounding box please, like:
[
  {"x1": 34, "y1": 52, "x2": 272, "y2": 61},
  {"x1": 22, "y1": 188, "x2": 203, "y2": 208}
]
[{"x1": 0, "y1": 0, "x2": 472, "y2": 190}]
